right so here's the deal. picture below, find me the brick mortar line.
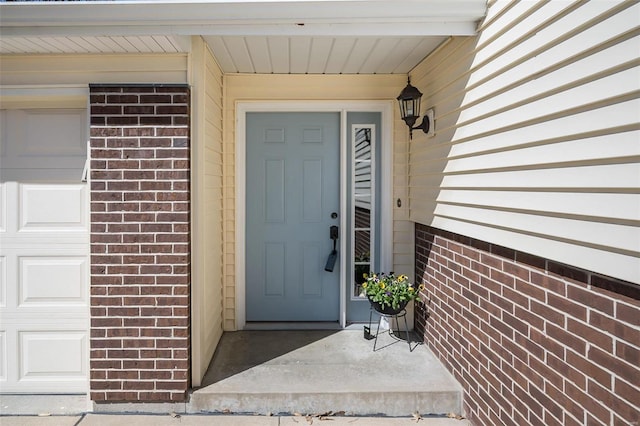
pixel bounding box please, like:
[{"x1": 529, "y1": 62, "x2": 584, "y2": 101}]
[
  {"x1": 90, "y1": 300, "x2": 189, "y2": 303},
  {"x1": 91, "y1": 315, "x2": 189, "y2": 318},
  {"x1": 89, "y1": 222, "x2": 190, "y2": 225},
  {"x1": 91, "y1": 195, "x2": 190, "y2": 197},
  {"x1": 90, "y1": 143, "x2": 187, "y2": 146},
  {"x1": 91, "y1": 199, "x2": 191, "y2": 201},
  {"x1": 98, "y1": 163, "x2": 190, "y2": 166},
  {"x1": 90, "y1": 281, "x2": 189, "y2": 283},
  {"x1": 91, "y1": 125, "x2": 189, "y2": 128},
  {"x1": 91, "y1": 338, "x2": 189, "y2": 341},
  {"x1": 90, "y1": 216, "x2": 189, "y2": 218},
  {"x1": 91, "y1": 178, "x2": 190, "y2": 181},
  {"x1": 91, "y1": 243, "x2": 188, "y2": 246},
  {"x1": 91, "y1": 101, "x2": 189, "y2": 104},
  {"x1": 94, "y1": 307, "x2": 190, "y2": 310},
  {"x1": 92, "y1": 114, "x2": 190, "y2": 116},
  {"x1": 91, "y1": 330, "x2": 189, "y2": 333}
]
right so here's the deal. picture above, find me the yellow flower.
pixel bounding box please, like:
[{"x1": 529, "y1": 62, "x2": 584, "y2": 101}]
[
  {"x1": 379, "y1": 282, "x2": 385, "y2": 289},
  {"x1": 362, "y1": 282, "x2": 367, "y2": 288},
  {"x1": 363, "y1": 273, "x2": 368, "y2": 279}
]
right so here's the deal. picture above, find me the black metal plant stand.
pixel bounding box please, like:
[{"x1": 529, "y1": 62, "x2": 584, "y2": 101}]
[{"x1": 364, "y1": 305, "x2": 412, "y2": 351}]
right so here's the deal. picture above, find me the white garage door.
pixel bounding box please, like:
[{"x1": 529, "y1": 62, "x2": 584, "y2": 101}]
[{"x1": 0, "y1": 108, "x2": 89, "y2": 393}]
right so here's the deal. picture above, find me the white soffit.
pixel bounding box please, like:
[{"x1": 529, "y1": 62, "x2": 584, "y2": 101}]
[
  {"x1": 0, "y1": 35, "x2": 191, "y2": 54},
  {"x1": 203, "y1": 35, "x2": 447, "y2": 74},
  {"x1": 0, "y1": 0, "x2": 486, "y2": 74}
]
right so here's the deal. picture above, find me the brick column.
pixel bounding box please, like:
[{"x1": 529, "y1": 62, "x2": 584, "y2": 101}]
[{"x1": 89, "y1": 85, "x2": 190, "y2": 403}]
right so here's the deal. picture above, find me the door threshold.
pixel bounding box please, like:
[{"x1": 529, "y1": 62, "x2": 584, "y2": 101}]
[{"x1": 244, "y1": 321, "x2": 341, "y2": 330}]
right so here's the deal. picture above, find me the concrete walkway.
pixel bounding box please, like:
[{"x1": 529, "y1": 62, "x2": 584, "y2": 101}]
[{"x1": 1, "y1": 413, "x2": 471, "y2": 425}]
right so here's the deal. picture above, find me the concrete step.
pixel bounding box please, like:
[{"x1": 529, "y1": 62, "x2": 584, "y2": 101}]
[
  {"x1": 189, "y1": 330, "x2": 463, "y2": 417},
  {"x1": 0, "y1": 414, "x2": 471, "y2": 426}
]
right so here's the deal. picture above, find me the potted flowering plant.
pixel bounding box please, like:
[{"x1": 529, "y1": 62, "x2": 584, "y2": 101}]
[{"x1": 361, "y1": 272, "x2": 424, "y2": 315}]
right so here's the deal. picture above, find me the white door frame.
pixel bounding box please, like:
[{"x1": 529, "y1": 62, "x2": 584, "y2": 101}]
[{"x1": 236, "y1": 100, "x2": 393, "y2": 330}]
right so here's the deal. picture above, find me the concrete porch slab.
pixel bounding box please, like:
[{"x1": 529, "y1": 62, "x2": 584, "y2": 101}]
[{"x1": 189, "y1": 330, "x2": 462, "y2": 417}]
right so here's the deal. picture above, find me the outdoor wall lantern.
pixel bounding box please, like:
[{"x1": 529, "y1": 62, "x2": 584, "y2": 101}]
[{"x1": 397, "y1": 77, "x2": 433, "y2": 139}]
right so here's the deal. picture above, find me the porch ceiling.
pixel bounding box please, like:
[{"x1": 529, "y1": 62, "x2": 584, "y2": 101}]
[{"x1": 0, "y1": 0, "x2": 486, "y2": 75}]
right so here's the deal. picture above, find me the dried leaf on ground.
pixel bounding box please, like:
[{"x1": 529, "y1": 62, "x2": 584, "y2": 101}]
[
  {"x1": 412, "y1": 411, "x2": 422, "y2": 422},
  {"x1": 169, "y1": 412, "x2": 181, "y2": 418},
  {"x1": 318, "y1": 411, "x2": 334, "y2": 420},
  {"x1": 298, "y1": 410, "x2": 347, "y2": 424}
]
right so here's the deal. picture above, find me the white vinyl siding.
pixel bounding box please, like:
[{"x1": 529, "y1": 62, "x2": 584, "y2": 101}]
[{"x1": 408, "y1": 0, "x2": 640, "y2": 283}]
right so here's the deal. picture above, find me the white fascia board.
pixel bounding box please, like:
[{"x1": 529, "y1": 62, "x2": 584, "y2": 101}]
[
  {"x1": 0, "y1": 1, "x2": 487, "y2": 24},
  {"x1": 0, "y1": 22, "x2": 478, "y2": 37},
  {"x1": 0, "y1": 1, "x2": 485, "y2": 36}
]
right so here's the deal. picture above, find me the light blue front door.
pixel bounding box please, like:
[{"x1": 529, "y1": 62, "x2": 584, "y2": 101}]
[{"x1": 246, "y1": 112, "x2": 340, "y2": 322}]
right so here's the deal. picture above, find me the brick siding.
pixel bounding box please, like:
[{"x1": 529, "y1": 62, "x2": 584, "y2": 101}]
[
  {"x1": 89, "y1": 85, "x2": 191, "y2": 402},
  {"x1": 414, "y1": 223, "x2": 640, "y2": 426}
]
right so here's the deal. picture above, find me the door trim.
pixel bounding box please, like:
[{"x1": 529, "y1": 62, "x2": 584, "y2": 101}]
[{"x1": 236, "y1": 101, "x2": 393, "y2": 330}]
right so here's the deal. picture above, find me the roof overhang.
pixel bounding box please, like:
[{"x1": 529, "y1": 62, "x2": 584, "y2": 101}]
[
  {"x1": 0, "y1": 0, "x2": 487, "y2": 74},
  {"x1": 0, "y1": 0, "x2": 486, "y2": 37}
]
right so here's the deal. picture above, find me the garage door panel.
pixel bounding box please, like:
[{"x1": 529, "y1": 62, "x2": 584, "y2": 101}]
[
  {"x1": 0, "y1": 322, "x2": 88, "y2": 392},
  {"x1": 20, "y1": 331, "x2": 87, "y2": 379},
  {"x1": 19, "y1": 256, "x2": 88, "y2": 306},
  {"x1": 20, "y1": 184, "x2": 87, "y2": 231},
  {"x1": 2, "y1": 109, "x2": 87, "y2": 172},
  {"x1": 23, "y1": 110, "x2": 86, "y2": 157}
]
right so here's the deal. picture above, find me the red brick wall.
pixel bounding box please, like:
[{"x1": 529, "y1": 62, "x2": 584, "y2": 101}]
[
  {"x1": 414, "y1": 224, "x2": 640, "y2": 426},
  {"x1": 89, "y1": 85, "x2": 191, "y2": 402}
]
